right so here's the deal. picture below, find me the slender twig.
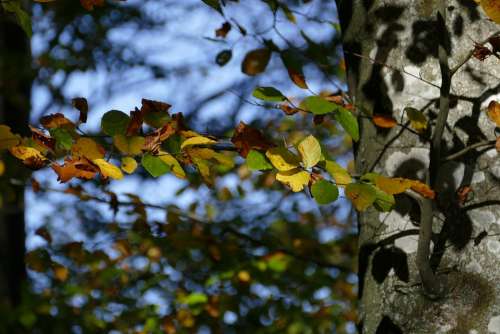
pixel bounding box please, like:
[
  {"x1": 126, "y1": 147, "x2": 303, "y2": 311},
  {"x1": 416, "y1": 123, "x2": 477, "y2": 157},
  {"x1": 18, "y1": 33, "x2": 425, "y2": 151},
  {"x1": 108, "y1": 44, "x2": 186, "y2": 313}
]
[
  {"x1": 443, "y1": 140, "x2": 496, "y2": 161},
  {"x1": 450, "y1": 31, "x2": 500, "y2": 76}
]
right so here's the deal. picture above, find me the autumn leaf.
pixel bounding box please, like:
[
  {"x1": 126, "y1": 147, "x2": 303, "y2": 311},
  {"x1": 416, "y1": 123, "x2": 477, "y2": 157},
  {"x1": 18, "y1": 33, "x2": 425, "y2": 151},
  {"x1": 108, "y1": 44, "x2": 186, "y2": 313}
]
[
  {"x1": 265, "y1": 147, "x2": 301, "y2": 171},
  {"x1": 141, "y1": 99, "x2": 171, "y2": 128},
  {"x1": 372, "y1": 114, "x2": 397, "y2": 128},
  {"x1": 113, "y1": 135, "x2": 145, "y2": 156},
  {"x1": 324, "y1": 160, "x2": 352, "y2": 186},
  {"x1": 374, "y1": 175, "x2": 413, "y2": 195},
  {"x1": 405, "y1": 107, "x2": 427, "y2": 133},
  {"x1": 9, "y1": 146, "x2": 47, "y2": 169},
  {"x1": 409, "y1": 180, "x2": 435, "y2": 199},
  {"x1": 0, "y1": 160, "x2": 5, "y2": 176},
  {"x1": 29, "y1": 126, "x2": 55, "y2": 151},
  {"x1": 40, "y1": 113, "x2": 75, "y2": 130},
  {"x1": 215, "y1": 21, "x2": 231, "y2": 38},
  {"x1": 487, "y1": 100, "x2": 500, "y2": 127},
  {"x1": 0, "y1": 125, "x2": 20, "y2": 150},
  {"x1": 121, "y1": 157, "x2": 138, "y2": 174},
  {"x1": 180, "y1": 136, "x2": 217, "y2": 149},
  {"x1": 72, "y1": 97, "x2": 88, "y2": 124},
  {"x1": 158, "y1": 151, "x2": 186, "y2": 179},
  {"x1": 311, "y1": 179, "x2": 338, "y2": 204},
  {"x1": 480, "y1": 0, "x2": 500, "y2": 23},
  {"x1": 71, "y1": 137, "x2": 105, "y2": 160},
  {"x1": 345, "y1": 183, "x2": 377, "y2": 211},
  {"x1": 92, "y1": 159, "x2": 124, "y2": 180},
  {"x1": 80, "y1": 0, "x2": 104, "y2": 10},
  {"x1": 126, "y1": 107, "x2": 144, "y2": 136},
  {"x1": 143, "y1": 121, "x2": 177, "y2": 153},
  {"x1": 231, "y1": 122, "x2": 273, "y2": 157},
  {"x1": 241, "y1": 48, "x2": 271, "y2": 76},
  {"x1": 246, "y1": 150, "x2": 273, "y2": 170},
  {"x1": 281, "y1": 50, "x2": 308, "y2": 89},
  {"x1": 51, "y1": 158, "x2": 99, "y2": 183},
  {"x1": 275, "y1": 168, "x2": 310, "y2": 192},
  {"x1": 297, "y1": 135, "x2": 321, "y2": 168}
]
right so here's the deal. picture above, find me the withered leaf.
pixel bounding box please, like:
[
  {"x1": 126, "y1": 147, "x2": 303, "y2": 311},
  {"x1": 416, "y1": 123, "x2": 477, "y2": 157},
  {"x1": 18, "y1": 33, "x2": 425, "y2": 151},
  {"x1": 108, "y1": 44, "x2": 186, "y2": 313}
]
[
  {"x1": 72, "y1": 97, "x2": 88, "y2": 124},
  {"x1": 51, "y1": 158, "x2": 99, "y2": 183},
  {"x1": 215, "y1": 21, "x2": 231, "y2": 38},
  {"x1": 231, "y1": 121, "x2": 273, "y2": 157}
]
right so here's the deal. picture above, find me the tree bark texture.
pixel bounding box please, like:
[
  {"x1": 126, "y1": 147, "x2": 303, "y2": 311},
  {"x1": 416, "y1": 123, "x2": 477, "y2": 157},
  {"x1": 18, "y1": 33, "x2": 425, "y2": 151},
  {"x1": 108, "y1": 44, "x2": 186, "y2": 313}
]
[
  {"x1": 0, "y1": 4, "x2": 32, "y2": 313},
  {"x1": 337, "y1": 0, "x2": 500, "y2": 333}
]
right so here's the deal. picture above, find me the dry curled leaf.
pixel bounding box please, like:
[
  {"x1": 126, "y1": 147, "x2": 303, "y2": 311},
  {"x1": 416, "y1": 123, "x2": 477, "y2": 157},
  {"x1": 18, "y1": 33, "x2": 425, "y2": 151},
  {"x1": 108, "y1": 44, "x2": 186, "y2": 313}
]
[
  {"x1": 231, "y1": 122, "x2": 273, "y2": 157},
  {"x1": 215, "y1": 21, "x2": 231, "y2": 38},
  {"x1": 72, "y1": 97, "x2": 88, "y2": 124}
]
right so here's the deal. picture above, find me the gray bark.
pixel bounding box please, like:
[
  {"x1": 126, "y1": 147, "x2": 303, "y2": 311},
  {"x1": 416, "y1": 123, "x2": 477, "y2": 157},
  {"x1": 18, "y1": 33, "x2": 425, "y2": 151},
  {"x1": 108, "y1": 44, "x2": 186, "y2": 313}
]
[{"x1": 337, "y1": 0, "x2": 500, "y2": 333}]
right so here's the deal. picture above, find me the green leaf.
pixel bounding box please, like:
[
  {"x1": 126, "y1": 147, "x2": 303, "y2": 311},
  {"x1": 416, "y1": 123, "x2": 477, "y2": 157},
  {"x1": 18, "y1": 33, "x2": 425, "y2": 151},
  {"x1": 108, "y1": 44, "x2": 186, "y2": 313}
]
[
  {"x1": 184, "y1": 292, "x2": 208, "y2": 306},
  {"x1": 101, "y1": 110, "x2": 130, "y2": 136},
  {"x1": 143, "y1": 111, "x2": 170, "y2": 128},
  {"x1": 246, "y1": 150, "x2": 273, "y2": 170},
  {"x1": 373, "y1": 187, "x2": 395, "y2": 212},
  {"x1": 345, "y1": 183, "x2": 377, "y2": 211},
  {"x1": 141, "y1": 153, "x2": 171, "y2": 177},
  {"x1": 311, "y1": 180, "x2": 339, "y2": 205},
  {"x1": 297, "y1": 135, "x2": 321, "y2": 168},
  {"x1": 252, "y1": 87, "x2": 286, "y2": 102},
  {"x1": 3, "y1": 1, "x2": 32, "y2": 37},
  {"x1": 216, "y1": 49, "x2": 232, "y2": 66},
  {"x1": 303, "y1": 96, "x2": 337, "y2": 115},
  {"x1": 334, "y1": 108, "x2": 359, "y2": 141},
  {"x1": 49, "y1": 128, "x2": 73, "y2": 151},
  {"x1": 201, "y1": 0, "x2": 223, "y2": 14}
]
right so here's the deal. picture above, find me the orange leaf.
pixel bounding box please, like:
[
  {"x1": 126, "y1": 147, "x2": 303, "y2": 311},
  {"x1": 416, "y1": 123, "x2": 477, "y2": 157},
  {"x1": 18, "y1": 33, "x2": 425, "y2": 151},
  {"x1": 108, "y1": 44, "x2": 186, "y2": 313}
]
[
  {"x1": 51, "y1": 158, "x2": 98, "y2": 183},
  {"x1": 372, "y1": 114, "x2": 397, "y2": 128},
  {"x1": 409, "y1": 180, "x2": 435, "y2": 199},
  {"x1": 40, "y1": 113, "x2": 75, "y2": 129},
  {"x1": 487, "y1": 101, "x2": 500, "y2": 127},
  {"x1": 215, "y1": 22, "x2": 231, "y2": 38},
  {"x1": 29, "y1": 126, "x2": 55, "y2": 151}
]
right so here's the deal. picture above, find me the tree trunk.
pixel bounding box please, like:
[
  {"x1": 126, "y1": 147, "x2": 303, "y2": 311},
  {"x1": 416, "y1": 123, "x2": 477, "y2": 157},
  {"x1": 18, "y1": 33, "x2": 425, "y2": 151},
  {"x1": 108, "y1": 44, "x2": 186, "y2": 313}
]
[
  {"x1": 0, "y1": 3, "x2": 32, "y2": 314},
  {"x1": 337, "y1": 0, "x2": 500, "y2": 333}
]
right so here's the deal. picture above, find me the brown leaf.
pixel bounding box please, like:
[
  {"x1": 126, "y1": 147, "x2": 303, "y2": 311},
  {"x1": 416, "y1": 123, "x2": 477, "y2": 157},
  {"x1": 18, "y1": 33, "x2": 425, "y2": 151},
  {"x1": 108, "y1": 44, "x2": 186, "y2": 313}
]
[
  {"x1": 40, "y1": 113, "x2": 75, "y2": 129},
  {"x1": 51, "y1": 158, "x2": 99, "y2": 183},
  {"x1": 72, "y1": 97, "x2": 88, "y2": 124},
  {"x1": 126, "y1": 107, "x2": 144, "y2": 136},
  {"x1": 280, "y1": 104, "x2": 300, "y2": 115},
  {"x1": 215, "y1": 21, "x2": 231, "y2": 38},
  {"x1": 488, "y1": 36, "x2": 500, "y2": 54},
  {"x1": 496, "y1": 137, "x2": 500, "y2": 152},
  {"x1": 29, "y1": 125, "x2": 55, "y2": 150},
  {"x1": 287, "y1": 68, "x2": 307, "y2": 89},
  {"x1": 487, "y1": 100, "x2": 500, "y2": 127},
  {"x1": 35, "y1": 227, "x2": 52, "y2": 244},
  {"x1": 372, "y1": 114, "x2": 397, "y2": 128},
  {"x1": 241, "y1": 48, "x2": 271, "y2": 76},
  {"x1": 472, "y1": 43, "x2": 492, "y2": 61},
  {"x1": 141, "y1": 98, "x2": 171, "y2": 114},
  {"x1": 457, "y1": 186, "x2": 472, "y2": 205},
  {"x1": 80, "y1": 0, "x2": 104, "y2": 10},
  {"x1": 231, "y1": 121, "x2": 273, "y2": 157},
  {"x1": 31, "y1": 178, "x2": 41, "y2": 193},
  {"x1": 143, "y1": 120, "x2": 177, "y2": 153}
]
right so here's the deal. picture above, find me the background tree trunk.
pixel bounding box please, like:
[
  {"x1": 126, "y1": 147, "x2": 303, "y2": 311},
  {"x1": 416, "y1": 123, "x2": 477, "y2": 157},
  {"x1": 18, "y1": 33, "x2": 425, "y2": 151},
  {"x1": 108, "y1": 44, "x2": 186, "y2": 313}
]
[
  {"x1": 0, "y1": 4, "x2": 32, "y2": 313},
  {"x1": 337, "y1": 0, "x2": 500, "y2": 333}
]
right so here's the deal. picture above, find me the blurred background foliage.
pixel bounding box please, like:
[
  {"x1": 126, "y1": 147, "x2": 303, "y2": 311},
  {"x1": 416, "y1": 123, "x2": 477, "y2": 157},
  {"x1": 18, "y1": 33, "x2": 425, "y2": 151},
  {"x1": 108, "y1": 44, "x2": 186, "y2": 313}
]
[{"x1": 1, "y1": 0, "x2": 357, "y2": 333}]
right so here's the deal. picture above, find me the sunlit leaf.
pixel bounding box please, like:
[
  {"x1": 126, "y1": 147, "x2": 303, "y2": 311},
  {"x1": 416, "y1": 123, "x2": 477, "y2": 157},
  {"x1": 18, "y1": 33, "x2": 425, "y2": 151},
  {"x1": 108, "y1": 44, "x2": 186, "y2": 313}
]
[
  {"x1": 252, "y1": 86, "x2": 286, "y2": 102},
  {"x1": 372, "y1": 114, "x2": 397, "y2": 128},
  {"x1": 9, "y1": 146, "x2": 47, "y2": 168},
  {"x1": 266, "y1": 147, "x2": 300, "y2": 171},
  {"x1": 180, "y1": 136, "x2": 217, "y2": 149},
  {"x1": 51, "y1": 158, "x2": 98, "y2": 183},
  {"x1": 121, "y1": 157, "x2": 138, "y2": 174},
  {"x1": 480, "y1": 0, "x2": 500, "y2": 23},
  {"x1": 71, "y1": 138, "x2": 105, "y2": 160},
  {"x1": 374, "y1": 175, "x2": 413, "y2": 195},
  {"x1": 345, "y1": 183, "x2": 377, "y2": 211},
  {"x1": 297, "y1": 135, "x2": 321, "y2": 168},
  {"x1": 241, "y1": 48, "x2": 271, "y2": 76},
  {"x1": 324, "y1": 160, "x2": 352, "y2": 186},
  {"x1": 311, "y1": 180, "x2": 339, "y2": 204},
  {"x1": 141, "y1": 153, "x2": 171, "y2": 177},
  {"x1": 275, "y1": 168, "x2": 310, "y2": 192},
  {"x1": 373, "y1": 187, "x2": 395, "y2": 212},
  {"x1": 303, "y1": 96, "x2": 338, "y2": 115},
  {"x1": 40, "y1": 113, "x2": 75, "y2": 130},
  {"x1": 158, "y1": 151, "x2": 186, "y2": 179},
  {"x1": 113, "y1": 135, "x2": 145, "y2": 156},
  {"x1": 487, "y1": 100, "x2": 500, "y2": 127},
  {"x1": 92, "y1": 159, "x2": 123, "y2": 180}
]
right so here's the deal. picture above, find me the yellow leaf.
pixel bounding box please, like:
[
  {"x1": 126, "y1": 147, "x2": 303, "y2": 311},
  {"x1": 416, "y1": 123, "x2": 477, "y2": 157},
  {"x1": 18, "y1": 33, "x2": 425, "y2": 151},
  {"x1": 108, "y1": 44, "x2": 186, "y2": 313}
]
[
  {"x1": 275, "y1": 168, "x2": 310, "y2": 192},
  {"x1": 9, "y1": 146, "x2": 46, "y2": 162},
  {"x1": 487, "y1": 101, "x2": 500, "y2": 127},
  {"x1": 0, "y1": 125, "x2": 20, "y2": 150},
  {"x1": 324, "y1": 160, "x2": 352, "y2": 186},
  {"x1": 113, "y1": 135, "x2": 145, "y2": 155},
  {"x1": 53, "y1": 264, "x2": 69, "y2": 282},
  {"x1": 409, "y1": 180, "x2": 435, "y2": 199},
  {"x1": 297, "y1": 135, "x2": 321, "y2": 168},
  {"x1": 180, "y1": 136, "x2": 217, "y2": 149},
  {"x1": 265, "y1": 147, "x2": 300, "y2": 171},
  {"x1": 481, "y1": 0, "x2": 500, "y2": 23},
  {"x1": 121, "y1": 157, "x2": 138, "y2": 174},
  {"x1": 405, "y1": 107, "x2": 427, "y2": 133},
  {"x1": 92, "y1": 159, "x2": 123, "y2": 180},
  {"x1": 158, "y1": 151, "x2": 186, "y2": 179},
  {"x1": 0, "y1": 160, "x2": 5, "y2": 176},
  {"x1": 71, "y1": 138, "x2": 105, "y2": 160},
  {"x1": 375, "y1": 176, "x2": 413, "y2": 195},
  {"x1": 345, "y1": 183, "x2": 377, "y2": 211}
]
